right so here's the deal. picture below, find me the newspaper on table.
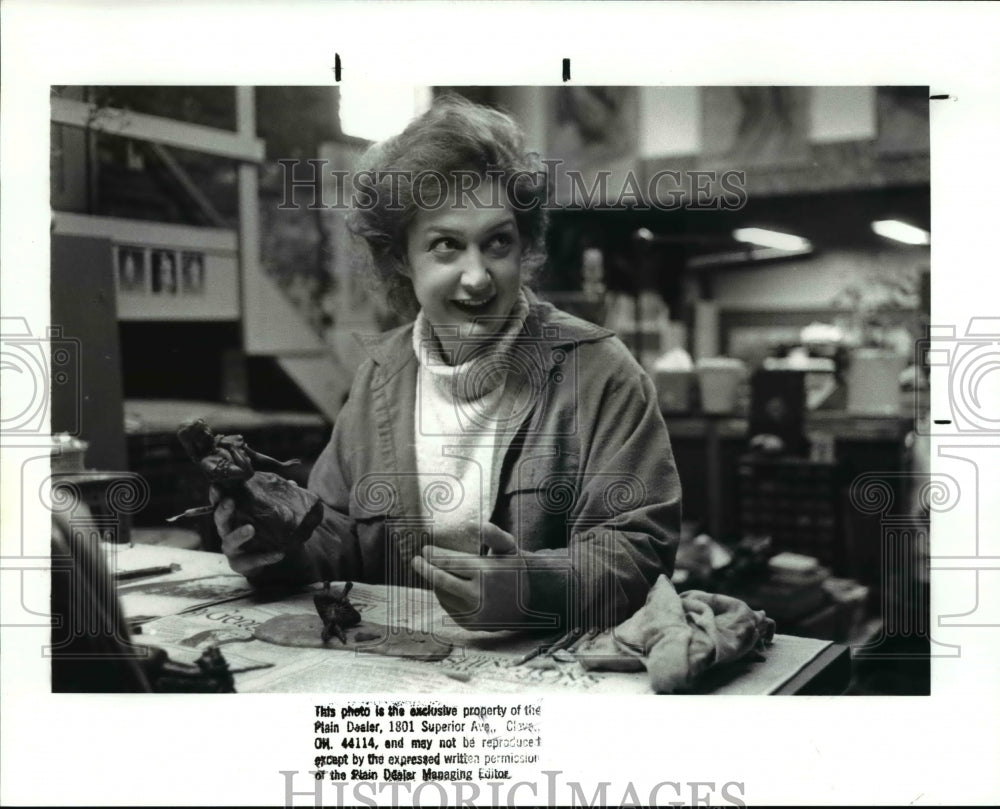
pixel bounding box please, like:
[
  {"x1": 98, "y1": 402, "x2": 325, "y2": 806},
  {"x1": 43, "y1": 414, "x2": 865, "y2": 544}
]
[
  {"x1": 108, "y1": 543, "x2": 256, "y2": 623},
  {"x1": 136, "y1": 581, "x2": 831, "y2": 695}
]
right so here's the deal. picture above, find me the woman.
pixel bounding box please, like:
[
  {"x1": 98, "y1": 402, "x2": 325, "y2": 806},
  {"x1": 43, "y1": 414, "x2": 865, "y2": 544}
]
[{"x1": 216, "y1": 96, "x2": 681, "y2": 634}]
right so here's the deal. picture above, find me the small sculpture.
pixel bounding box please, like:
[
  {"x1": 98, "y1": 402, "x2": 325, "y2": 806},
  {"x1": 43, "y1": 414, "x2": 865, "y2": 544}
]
[
  {"x1": 313, "y1": 581, "x2": 362, "y2": 644},
  {"x1": 144, "y1": 644, "x2": 238, "y2": 692},
  {"x1": 169, "y1": 419, "x2": 324, "y2": 554}
]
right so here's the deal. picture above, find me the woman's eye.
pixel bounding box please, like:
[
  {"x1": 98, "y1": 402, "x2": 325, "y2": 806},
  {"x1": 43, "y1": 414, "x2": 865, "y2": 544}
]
[
  {"x1": 430, "y1": 237, "x2": 460, "y2": 254},
  {"x1": 485, "y1": 232, "x2": 515, "y2": 255}
]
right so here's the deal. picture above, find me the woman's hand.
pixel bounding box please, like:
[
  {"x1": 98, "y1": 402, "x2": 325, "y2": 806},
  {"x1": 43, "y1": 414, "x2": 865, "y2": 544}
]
[
  {"x1": 411, "y1": 523, "x2": 532, "y2": 631},
  {"x1": 211, "y1": 487, "x2": 285, "y2": 577}
]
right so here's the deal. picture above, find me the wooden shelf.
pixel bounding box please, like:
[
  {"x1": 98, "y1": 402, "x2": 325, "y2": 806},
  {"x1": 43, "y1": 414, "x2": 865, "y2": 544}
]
[{"x1": 664, "y1": 410, "x2": 912, "y2": 442}]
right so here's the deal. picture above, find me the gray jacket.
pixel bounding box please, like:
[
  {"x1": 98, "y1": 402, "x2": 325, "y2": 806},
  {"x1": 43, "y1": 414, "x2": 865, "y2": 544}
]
[{"x1": 255, "y1": 300, "x2": 681, "y2": 628}]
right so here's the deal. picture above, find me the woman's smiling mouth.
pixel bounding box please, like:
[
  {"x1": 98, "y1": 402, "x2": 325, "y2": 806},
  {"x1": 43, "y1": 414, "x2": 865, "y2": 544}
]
[{"x1": 450, "y1": 296, "x2": 495, "y2": 314}]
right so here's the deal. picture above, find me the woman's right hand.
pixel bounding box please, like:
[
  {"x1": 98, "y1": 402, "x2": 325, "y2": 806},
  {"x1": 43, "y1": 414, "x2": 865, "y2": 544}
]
[{"x1": 211, "y1": 487, "x2": 285, "y2": 577}]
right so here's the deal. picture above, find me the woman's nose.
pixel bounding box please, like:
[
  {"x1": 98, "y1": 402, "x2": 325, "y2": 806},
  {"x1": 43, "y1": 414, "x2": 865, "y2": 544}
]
[{"x1": 458, "y1": 250, "x2": 493, "y2": 292}]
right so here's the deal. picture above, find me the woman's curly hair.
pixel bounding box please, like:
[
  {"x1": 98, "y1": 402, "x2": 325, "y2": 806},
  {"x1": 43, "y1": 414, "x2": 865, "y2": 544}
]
[{"x1": 346, "y1": 94, "x2": 548, "y2": 318}]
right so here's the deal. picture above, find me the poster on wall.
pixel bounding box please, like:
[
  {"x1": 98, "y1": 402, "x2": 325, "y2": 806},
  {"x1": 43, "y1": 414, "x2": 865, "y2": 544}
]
[
  {"x1": 701, "y1": 86, "x2": 812, "y2": 167},
  {"x1": 545, "y1": 86, "x2": 640, "y2": 206},
  {"x1": 180, "y1": 250, "x2": 206, "y2": 295},
  {"x1": 151, "y1": 248, "x2": 178, "y2": 295},
  {"x1": 116, "y1": 244, "x2": 147, "y2": 294}
]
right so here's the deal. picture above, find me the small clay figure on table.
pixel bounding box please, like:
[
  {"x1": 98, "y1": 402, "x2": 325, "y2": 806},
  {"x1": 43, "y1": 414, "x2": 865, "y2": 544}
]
[
  {"x1": 253, "y1": 580, "x2": 452, "y2": 660},
  {"x1": 170, "y1": 419, "x2": 324, "y2": 554},
  {"x1": 313, "y1": 581, "x2": 362, "y2": 644}
]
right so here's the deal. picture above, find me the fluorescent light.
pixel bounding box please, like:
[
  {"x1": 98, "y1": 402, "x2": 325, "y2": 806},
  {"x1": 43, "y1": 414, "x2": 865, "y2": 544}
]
[
  {"x1": 339, "y1": 85, "x2": 432, "y2": 142},
  {"x1": 733, "y1": 228, "x2": 812, "y2": 252},
  {"x1": 871, "y1": 219, "x2": 930, "y2": 246},
  {"x1": 688, "y1": 245, "x2": 813, "y2": 270}
]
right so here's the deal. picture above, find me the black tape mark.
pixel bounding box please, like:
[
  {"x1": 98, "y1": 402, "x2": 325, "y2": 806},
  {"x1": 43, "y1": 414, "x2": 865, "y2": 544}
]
[
  {"x1": 334, "y1": 54, "x2": 342, "y2": 82},
  {"x1": 562, "y1": 58, "x2": 571, "y2": 82},
  {"x1": 934, "y1": 419, "x2": 952, "y2": 425},
  {"x1": 929, "y1": 94, "x2": 950, "y2": 100}
]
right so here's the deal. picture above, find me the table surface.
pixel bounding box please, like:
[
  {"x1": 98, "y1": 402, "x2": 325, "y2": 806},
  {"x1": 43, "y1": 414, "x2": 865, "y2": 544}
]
[{"x1": 110, "y1": 544, "x2": 850, "y2": 696}]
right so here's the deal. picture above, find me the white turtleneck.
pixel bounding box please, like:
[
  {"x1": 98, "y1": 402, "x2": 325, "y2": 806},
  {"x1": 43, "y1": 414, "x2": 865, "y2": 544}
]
[{"x1": 411, "y1": 290, "x2": 531, "y2": 553}]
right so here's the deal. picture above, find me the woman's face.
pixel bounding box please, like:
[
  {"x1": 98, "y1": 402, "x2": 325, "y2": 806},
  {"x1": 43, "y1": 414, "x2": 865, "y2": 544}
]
[{"x1": 404, "y1": 177, "x2": 523, "y2": 342}]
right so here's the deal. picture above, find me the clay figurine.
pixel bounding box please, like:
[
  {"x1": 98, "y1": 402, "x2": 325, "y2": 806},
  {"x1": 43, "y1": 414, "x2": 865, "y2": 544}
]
[
  {"x1": 169, "y1": 419, "x2": 324, "y2": 554},
  {"x1": 142, "y1": 644, "x2": 237, "y2": 693},
  {"x1": 313, "y1": 581, "x2": 362, "y2": 644}
]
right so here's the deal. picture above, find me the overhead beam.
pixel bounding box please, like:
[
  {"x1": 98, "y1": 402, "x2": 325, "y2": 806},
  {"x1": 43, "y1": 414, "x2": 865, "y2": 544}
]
[{"x1": 51, "y1": 96, "x2": 265, "y2": 162}]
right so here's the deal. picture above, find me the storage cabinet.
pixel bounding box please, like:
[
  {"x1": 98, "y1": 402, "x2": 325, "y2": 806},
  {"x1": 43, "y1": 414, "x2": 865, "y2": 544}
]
[
  {"x1": 664, "y1": 411, "x2": 909, "y2": 587},
  {"x1": 737, "y1": 456, "x2": 841, "y2": 569}
]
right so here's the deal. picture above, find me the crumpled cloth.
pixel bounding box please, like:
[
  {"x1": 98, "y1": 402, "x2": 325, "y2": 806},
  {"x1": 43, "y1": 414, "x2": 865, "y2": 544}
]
[{"x1": 574, "y1": 574, "x2": 776, "y2": 693}]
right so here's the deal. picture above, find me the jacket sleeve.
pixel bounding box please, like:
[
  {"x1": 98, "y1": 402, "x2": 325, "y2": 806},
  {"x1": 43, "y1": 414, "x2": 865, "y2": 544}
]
[
  {"x1": 524, "y1": 345, "x2": 681, "y2": 628},
  {"x1": 244, "y1": 365, "x2": 371, "y2": 588}
]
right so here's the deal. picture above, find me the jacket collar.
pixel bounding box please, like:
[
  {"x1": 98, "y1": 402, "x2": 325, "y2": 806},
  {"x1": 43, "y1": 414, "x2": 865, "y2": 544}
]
[{"x1": 352, "y1": 297, "x2": 615, "y2": 383}]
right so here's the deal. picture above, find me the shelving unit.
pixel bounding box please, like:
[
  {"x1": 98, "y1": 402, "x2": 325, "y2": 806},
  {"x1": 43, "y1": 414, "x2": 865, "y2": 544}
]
[
  {"x1": 664, "y1": 410, "x2": 911, "y2": 586},
  {"x1": 737, "y1": 456, "x2": 841, "y2": 567}
]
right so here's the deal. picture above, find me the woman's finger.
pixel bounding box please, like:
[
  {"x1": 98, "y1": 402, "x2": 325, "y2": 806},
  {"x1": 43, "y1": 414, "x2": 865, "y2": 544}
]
[
  {"x1": 421, "y1": 547, "x2": 478, "y2": 578},
  {"x1": 220, "y1": 523, "x2": 254, "y2": 556},
  {"x1": 213, "y1": 498, "x2": 236, "y2": 536},
  {"x1": 479, "y1": 523, "x2": 518, "y2": 555},
  {"x1": 411, "y1": 555, "x2": 475, "y2": 602},
  {"x1": 425, "y1": 550, "x2": 523, "y2": 577},
  {"x1": 230, "y1": 549, "x2": 284, "y2": 577},
  {"x1": 219, "y1": 524, "x2": 284, "y2": 577},
  {"x1": 410, "y1": 553, "x2": 435, "y2": 586}
]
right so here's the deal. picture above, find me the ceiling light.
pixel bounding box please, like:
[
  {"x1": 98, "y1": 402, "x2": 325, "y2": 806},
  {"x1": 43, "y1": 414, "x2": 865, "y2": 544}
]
[
  {"x1": 733, "y1": 228, "x2": 812, "y2": 252},
  {"x1": 871, "y1": 219, "x2": 930, "y2": 246}
]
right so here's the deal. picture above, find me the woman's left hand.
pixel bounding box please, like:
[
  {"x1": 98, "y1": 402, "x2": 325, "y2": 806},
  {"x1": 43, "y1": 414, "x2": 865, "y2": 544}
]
[{"x1": 411, "y1": 523, "x2": 532, "y2": 631}]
